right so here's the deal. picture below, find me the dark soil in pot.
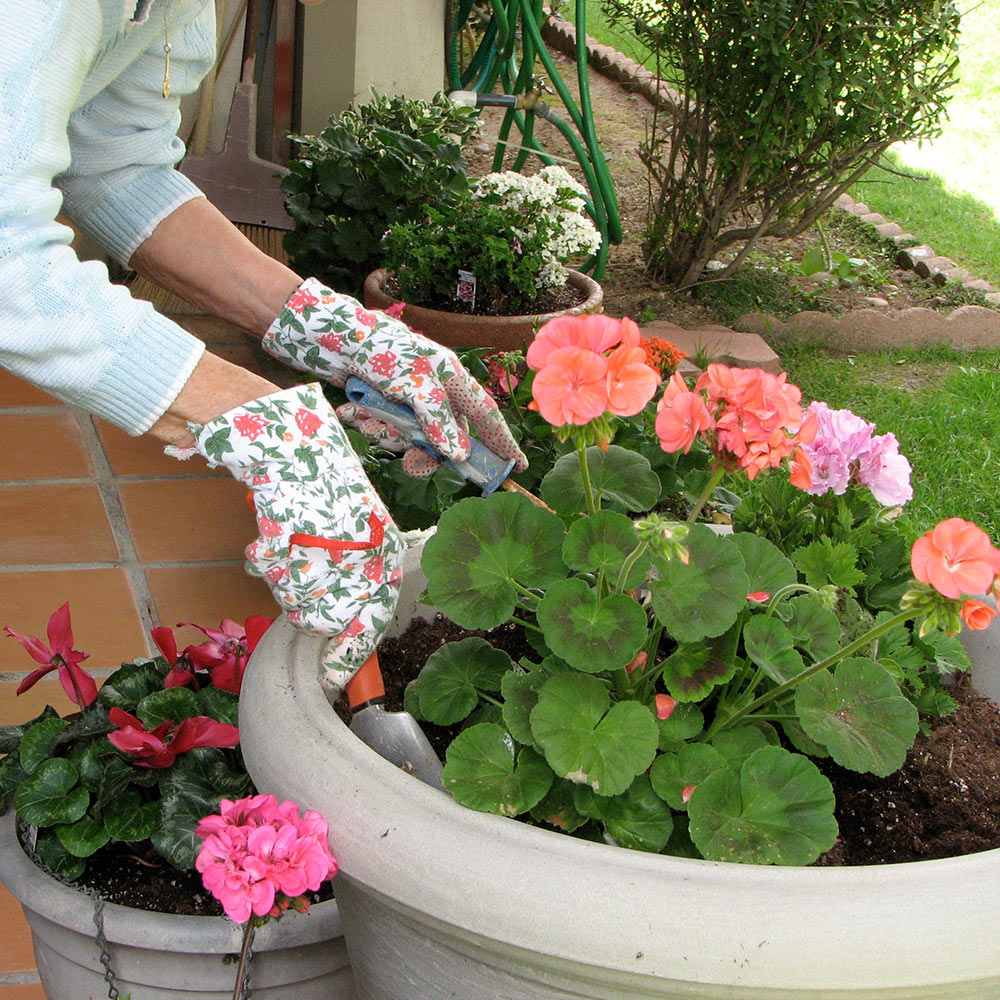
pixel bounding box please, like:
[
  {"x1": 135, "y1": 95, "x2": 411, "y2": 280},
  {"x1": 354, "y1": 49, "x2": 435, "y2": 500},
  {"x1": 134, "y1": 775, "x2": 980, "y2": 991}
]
[{"x1": 374, "y1": 615, "x2": 1000, "y2": 866}]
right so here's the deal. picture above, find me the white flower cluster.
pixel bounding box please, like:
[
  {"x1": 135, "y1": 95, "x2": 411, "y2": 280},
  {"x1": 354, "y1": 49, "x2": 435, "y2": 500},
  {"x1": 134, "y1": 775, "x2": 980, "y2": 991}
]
[{"x1": 473, "y1": 165, "x2": 602, "y2": 290}]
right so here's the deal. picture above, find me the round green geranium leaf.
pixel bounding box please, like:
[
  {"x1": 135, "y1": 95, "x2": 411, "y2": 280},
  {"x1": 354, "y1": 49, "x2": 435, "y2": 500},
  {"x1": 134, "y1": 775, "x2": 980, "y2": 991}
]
[
  {"x1": 731, "y1": 532, "x2": 797, "y2": 597},
  {"x1": 443, "y1": 724, "x2": 553, "y2": 816},
  {"x1": 562, "y1": 511, "x2": 650, "y2": 590},
  {"x1": 687, "y1": 746, "x2": 838, "y2": 865},
  {"x1": 409, "y1": 638, "x2": 514, "y2": 725},
  {"x1": 541, "y1": 445, "x2": 661, "y2": 514},
  {"x1": 649, "y1": 743, "x2": 729, "y2": 810},
  {"x1": 501, "y1": 669, "x2": 546, "y2": 746},
  {"x1": 785, "y1": 596, "x2": 842, "y2": 663},
  {"x1": 602, "y1": 774, "x2": 675, "y2": 853},
  {"x1": 661, "y1": 643, "x2": 737, "y2": 702},
  {"x1": 537, "y1": 579, "x2": 647, "y2": 674},
  {"x1": 710, "y1": 724, "x2": 777, "y2": 765},
  {"x1": 794, "y1": 658, "x2": 919, "y2": 776},
  {"x1": 649, "y1": 525, "x2": 749, "y2": 642},
  {"x1": 742, "y1": 616, "x2": 805, "y2": 685},
  {"x1": 657, "y1": 701, "x2": 704, "y2": 750},
  {"x1": 14, "y1": 758, "x2": 89, "y2": 827},
  {"x1": 530, "y1": 674, "x2": 658, "y2": 796},
  {"x1": 422, "y1": 493, "x2": 566, "y2": 629}
]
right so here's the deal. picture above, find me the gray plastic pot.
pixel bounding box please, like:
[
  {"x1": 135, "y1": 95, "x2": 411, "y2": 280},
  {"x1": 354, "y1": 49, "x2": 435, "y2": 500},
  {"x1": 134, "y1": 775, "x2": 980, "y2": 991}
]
[
  {"x1": 0, "y1": 810, "x2": 356, "y2": 1000},
  {"x1": 240, "y1": 533, "x2": 1000, "y2": 999}
]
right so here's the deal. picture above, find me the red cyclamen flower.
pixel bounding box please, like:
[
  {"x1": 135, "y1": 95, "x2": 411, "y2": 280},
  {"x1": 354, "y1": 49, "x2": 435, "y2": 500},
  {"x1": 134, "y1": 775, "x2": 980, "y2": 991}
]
[
  {"x1": 107, "y1": 707, "x2": 239, "y2": 768},
  {"x1": 5, "y1": 603, "x2": 97, "y2": 707}
]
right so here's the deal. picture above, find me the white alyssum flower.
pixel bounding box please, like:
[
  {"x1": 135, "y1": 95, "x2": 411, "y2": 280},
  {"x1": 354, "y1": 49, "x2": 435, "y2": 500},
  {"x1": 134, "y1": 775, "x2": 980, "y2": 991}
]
[{"x1": 472, "y1": 166, "x2": 602, "y2": 290}]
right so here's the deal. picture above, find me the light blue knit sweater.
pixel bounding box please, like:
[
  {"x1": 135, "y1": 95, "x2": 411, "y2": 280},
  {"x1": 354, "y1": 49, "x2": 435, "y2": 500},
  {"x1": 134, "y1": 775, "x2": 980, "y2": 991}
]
[{"x1": 1, "y1": 0, "x2": 218, "y2": 434}]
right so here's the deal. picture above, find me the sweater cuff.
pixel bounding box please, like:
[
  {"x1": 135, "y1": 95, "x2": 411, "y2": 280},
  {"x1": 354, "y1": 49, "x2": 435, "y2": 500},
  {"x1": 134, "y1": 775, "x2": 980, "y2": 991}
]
[
  {"x1": 67, "y1": 166, "x2": 206, "y2": 266},
  {"x1": 83, "y1": 309, "x2": 206, "y2": 435}
]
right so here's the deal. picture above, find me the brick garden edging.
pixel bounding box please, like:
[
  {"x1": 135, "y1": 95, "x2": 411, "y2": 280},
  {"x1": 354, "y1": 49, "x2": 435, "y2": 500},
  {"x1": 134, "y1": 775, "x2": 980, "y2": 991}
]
[{"x1": 541, "y1": 12, "x2": 1000, "y2": 351}]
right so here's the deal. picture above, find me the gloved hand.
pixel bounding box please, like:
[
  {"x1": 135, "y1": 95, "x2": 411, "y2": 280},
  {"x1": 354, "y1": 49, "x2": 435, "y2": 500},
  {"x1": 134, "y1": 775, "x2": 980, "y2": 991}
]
[
  {"x1": 334, "y1": 401, "x2": 446, "y2": 479},
  {"x1": 188, "y1": 382, "x2": 405, "y2": 695},
  {"x1": 262, "y1": 277, "x2": 527, "y2": 477}
]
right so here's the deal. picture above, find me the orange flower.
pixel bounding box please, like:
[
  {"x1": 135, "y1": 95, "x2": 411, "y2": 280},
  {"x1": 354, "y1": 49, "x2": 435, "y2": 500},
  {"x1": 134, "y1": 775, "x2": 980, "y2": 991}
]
[
  {"x1": 910, "y1": 518, "x2": 1000, "y2": 599},
  {"x1": 960, "y1": 599, "x2": 996, "y2": 630},
  {"x1": 641, "y1": 336, "x2": 687, "y2": 378},
  {"x1": 531, "y1": 346, "x2": 610, "y2": 426},
  {"x1": 788, "y1": 446, "x2": 814, "y2": 490},
  {"x1": 655, "y1": 693, "x2": 677, "y2": 720}
]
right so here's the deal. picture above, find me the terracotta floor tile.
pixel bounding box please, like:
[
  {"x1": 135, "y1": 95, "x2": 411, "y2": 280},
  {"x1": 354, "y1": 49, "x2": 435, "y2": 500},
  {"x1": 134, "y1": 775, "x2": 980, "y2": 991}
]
[
  {"x1": 93, "y1": 419, "x2": 226, "y2": 478},
  {"x1": 0, "y1": 485, "x2": 118, "y2": 564},
  {"x1": 0, "y1": 368, "x2": 62, "y2": 408},
  {"x1": 0, "y1": 679, "x2": 78, "y2": 726},
  {"x1": 145, "y1": 565, "x2": 279, "y2": 647},
  {"x1": 0, "y1": 570, "x2": 147, "y2": 670},
  {"x1": 0, "y1": 985, "x2": 46, "y2": 1000},
  {"x1": 0, "y1": 412, "x2": 92, "y2": 481},
  {"x1": 118, "y1": 478, "x2": 255, "y2": 562},
  {"x1": 0, "y1": 883, "x2": 36, "y2": 974}
]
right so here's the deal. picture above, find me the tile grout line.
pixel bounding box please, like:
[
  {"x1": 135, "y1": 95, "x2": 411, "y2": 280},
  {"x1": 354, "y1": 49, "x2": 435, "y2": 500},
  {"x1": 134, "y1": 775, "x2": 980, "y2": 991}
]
[
  {"x1": 73, "y1": 409, "x2": 160, "y2": 652},
  {"x1": 0, "y1": 972, "x2": 41, "y2": 986}
]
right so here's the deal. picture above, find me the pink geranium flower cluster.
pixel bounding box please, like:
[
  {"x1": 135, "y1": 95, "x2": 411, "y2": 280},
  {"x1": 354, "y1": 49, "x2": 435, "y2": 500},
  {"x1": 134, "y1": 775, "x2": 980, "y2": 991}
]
[
  {"x1": 527, "y1": 315, "x2": 660, "y2": 427},
  {"x1": 655, "y1": 364, "x2": 816, "y2": 480},
  {"x1": 195, "y1": 794, "x2": 338, "y2": 924},
  {"x1": 792, "y1": 401, "x2": 913, "y2": 506}
]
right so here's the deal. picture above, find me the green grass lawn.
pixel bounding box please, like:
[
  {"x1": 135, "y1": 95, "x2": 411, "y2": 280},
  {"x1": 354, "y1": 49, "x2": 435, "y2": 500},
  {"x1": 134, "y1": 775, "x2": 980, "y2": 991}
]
[{"x1": 776, "y1": 344, "x2": 1000, "y2": 541}]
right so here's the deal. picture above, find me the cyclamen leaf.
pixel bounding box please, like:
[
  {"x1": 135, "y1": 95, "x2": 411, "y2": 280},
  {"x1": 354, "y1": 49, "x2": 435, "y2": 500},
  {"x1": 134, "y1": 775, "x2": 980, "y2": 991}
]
[
  {"x1": 536, "y1": 580, "x2": 647, "y2": 674},
  {"x1": 103, "y1": 787, "x2": 160, "y2": 842},
  {"x1": 794, "y1": 658, "x2": 919, "y2": 776},
  {"x1": 98, "y1": 660, "x2": 169, "y2": 712},
  {"x1": 138, "y1": 687, "x2": 202, "y2": 728},
  {"x1": 602, "y1": 774, "x2": 675, "y2": 853},
  {"x1": 687, "y1": 746, "x2": 838, "y2": 865},
  {"x1": 14, "y1": 758, "x2": 89, "y2": 827},
  {"x1": 443, "y1": 724, "x2": 553, "y2": 817},
  {"x1": 649, "y1": 525, "x2": 749, "y2": 642},
  {"x1": 409, "y1": 638, "x2": 514, "y2": 725},
  {"x1": 422, "y1": 493, "x2": 566, "y2": 629},
  {"x1": 20, "y1": 717, "x2": 68, "y2": 774},
  {"x1": 34, "y1": 829, "x2": 86, "y2": 881},
  {"x1": 649, "y1": 742, "x2": 729, "y2": 810},
  {"x1": 530, "y1": 674, "x2": 658, "y2": 796},
  {"x1": 541, "y1": 446, "x2": 661, "y2": 514},
  {"x1": 55, "y1": 813, "x2": 110, "y2": 858},
  {"x1": 198, "y1": 687, "x2": 241, "y2": 727},
  {"x1": 562, "y1": 510, "x2": 650, "y2": 590}
]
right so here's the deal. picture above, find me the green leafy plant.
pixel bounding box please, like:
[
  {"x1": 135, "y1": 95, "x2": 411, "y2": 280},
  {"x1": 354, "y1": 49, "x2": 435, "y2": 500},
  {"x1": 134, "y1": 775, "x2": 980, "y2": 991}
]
[
  {"x1": 603, "y1": 0, "x2": 961, "y2": 288},
  {"x1": 403, "y1": 315, "x2": 992, "y2": 865},
  {"x1": 280, "y1": 90, "x2": 479, "y2": 295},
  {"x1": 0, "y1": 609, "x2": 271, "y2": 881},
  {"x1": 381, "y1": 165, "x2": 601, "y2": 315}
]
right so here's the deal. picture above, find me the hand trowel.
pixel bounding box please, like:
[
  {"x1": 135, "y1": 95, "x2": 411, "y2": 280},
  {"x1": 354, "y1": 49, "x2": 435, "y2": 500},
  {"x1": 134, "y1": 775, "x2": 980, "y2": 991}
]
[{"x1": 344, "y1": 650, "x2": 445, "y2": 790}]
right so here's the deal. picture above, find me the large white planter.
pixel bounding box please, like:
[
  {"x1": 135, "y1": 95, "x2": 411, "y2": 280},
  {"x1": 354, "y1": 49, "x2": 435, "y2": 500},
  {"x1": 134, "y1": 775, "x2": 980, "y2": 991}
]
[
  {"x1": 240, "y1": 535, "x2": 1000, "y2": 999},
  {"x1": 0, "y1": 810, "x2": 356, "y2": 1000}
]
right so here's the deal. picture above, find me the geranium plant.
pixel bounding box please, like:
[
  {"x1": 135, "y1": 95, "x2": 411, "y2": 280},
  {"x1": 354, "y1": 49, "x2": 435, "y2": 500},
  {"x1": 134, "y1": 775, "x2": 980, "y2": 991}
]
[
  {"x1": 404, "y1": 314, "x2": 995, "y2": 865},
  {"x1": 0, "y1": 608, "x2": 272, "y2": 881},
  {"x1": 380, "y1": 165, "x2": 601, "y2": 315}
]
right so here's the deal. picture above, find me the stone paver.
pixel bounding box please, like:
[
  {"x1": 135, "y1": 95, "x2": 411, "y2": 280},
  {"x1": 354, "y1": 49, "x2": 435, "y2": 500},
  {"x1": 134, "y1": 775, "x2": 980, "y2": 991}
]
[{"x1": 641, "y1": 321, "x2": 781, "y2": 373}]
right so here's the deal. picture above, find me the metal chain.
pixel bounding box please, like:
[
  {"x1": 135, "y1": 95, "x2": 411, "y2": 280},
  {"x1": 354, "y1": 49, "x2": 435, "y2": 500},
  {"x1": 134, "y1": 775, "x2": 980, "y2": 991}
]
[{"x1": 238, "y1": 924, "x2": 256, "y2": 1000}]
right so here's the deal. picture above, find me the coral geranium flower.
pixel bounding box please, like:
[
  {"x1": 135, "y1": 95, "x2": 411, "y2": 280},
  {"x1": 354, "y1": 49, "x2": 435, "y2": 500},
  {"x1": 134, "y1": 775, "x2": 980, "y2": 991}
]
[
  {"x1": 531, "y1": 346, "x2": 610, "y2": 426},
  {"x1": 526, "y1": 314, "x2": 627, "y2": 370},
  {"x1": 654, "y1": 390, "x2": 713, "y2": 454},
  {"x1": 910, "y1": 518, "x2": 1000, "y2": 599},
  {"x1": 605, "y1": 344, "x2": 660, "y2": 416},
  {"x1": 960, "y1": 599, "x2": 996, "y2": 630}
]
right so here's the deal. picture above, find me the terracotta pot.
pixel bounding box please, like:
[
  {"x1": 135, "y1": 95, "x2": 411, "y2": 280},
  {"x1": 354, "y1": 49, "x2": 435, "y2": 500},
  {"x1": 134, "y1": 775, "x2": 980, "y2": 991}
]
[
  {"x1": 362, "y1": 267, "x2": 604, "y2": 351},
  {"x1": 0, "y1": 811, "x2": 356, "y2": 1000},
  {"x1": 240, "y1": 532, "x2": 1000, "y2": 1000}
]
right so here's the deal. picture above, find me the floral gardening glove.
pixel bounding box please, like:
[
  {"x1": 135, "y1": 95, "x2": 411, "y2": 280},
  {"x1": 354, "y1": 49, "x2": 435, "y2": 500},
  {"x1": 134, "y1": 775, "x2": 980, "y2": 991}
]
[
  {"x1": 263, "y1": 277, "x2": 528, "y2": 477},
  {"x1": 334, "y1": 401, "x2": 450, "y2": 479},
  {"x1": 188, "y1": 383, "x2": 405, "y2": 694}
]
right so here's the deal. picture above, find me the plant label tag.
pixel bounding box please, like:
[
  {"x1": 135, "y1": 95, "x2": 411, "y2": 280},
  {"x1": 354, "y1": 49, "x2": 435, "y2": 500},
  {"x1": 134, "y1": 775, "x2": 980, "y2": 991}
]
[{"x1": 456, "y1": 270, "x2": 477, "y2": 309}]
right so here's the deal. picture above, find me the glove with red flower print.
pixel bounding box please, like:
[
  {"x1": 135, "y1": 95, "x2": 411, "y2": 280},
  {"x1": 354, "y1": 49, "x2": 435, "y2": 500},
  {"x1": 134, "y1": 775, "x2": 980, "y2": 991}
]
[
  {"x1": 262, "y1": 277, "x2": 527, "y2": 478},
  {"x1": 189, "y1": 382, "x2": 405, "y2": 695}
]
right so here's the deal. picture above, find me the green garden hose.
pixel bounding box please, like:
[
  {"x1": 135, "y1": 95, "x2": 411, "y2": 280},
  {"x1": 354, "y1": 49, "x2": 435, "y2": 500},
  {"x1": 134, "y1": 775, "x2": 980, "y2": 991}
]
[{"x1": 447, "y1": 0, "x2": 621, "y2": 278}]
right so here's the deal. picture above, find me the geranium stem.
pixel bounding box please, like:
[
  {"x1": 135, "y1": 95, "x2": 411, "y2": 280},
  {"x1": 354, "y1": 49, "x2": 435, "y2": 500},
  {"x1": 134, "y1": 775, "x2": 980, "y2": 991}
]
[
  {"x1": 576, "y1": 437, "x2": 598, "y2": 515},
  {"x1": 233, "y1": 921, "x2": 256, "y2": 1000},
  {"x1": 687, "y1": 465, "x2": 726, "y2": 523}
]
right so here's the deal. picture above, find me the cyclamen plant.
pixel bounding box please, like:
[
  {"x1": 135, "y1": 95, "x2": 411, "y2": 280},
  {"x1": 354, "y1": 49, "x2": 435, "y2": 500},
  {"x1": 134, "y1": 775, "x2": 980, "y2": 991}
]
[
  {"x1": 0, "y1": 608, "x2": 272, "y2": 880},
  {"x1": 407, "y1": 314, "x2": 996, "y2": 865}
]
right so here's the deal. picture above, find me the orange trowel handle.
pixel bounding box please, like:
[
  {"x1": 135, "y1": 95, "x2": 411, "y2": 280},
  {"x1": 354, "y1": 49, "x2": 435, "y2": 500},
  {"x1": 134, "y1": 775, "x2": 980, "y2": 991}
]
[{"x1": 346, "y1": 651, "x2": 386, "y2": 710}]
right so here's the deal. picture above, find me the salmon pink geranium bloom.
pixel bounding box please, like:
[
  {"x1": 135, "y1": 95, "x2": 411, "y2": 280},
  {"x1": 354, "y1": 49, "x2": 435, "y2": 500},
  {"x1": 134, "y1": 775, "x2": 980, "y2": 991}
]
[
  {"x1": 531, "y1": 346, "x2": 610, "y2": 426},
  {"x1": 960, "y1": 599, "x2": 996, "y2": 631},
  {"x1": 910, "y1": 518, "x2": 1000, "y2": 600}
]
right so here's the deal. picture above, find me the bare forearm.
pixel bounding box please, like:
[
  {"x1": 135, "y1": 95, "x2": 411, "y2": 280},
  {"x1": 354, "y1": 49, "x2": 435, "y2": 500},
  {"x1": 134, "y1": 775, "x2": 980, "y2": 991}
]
[{"x1": 129, "y1": 197, "x2": 302, "y2": 336}]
